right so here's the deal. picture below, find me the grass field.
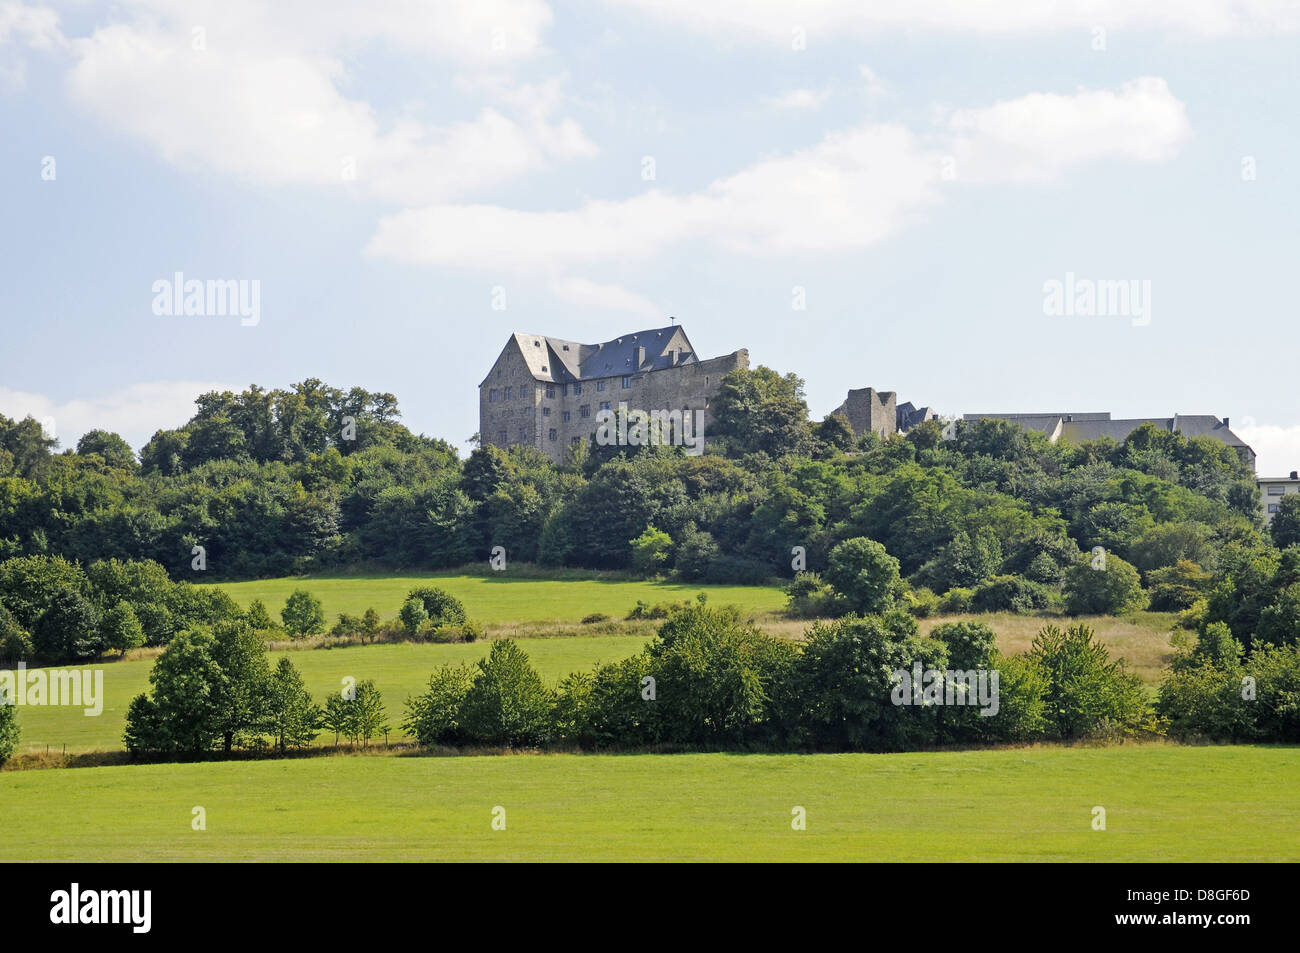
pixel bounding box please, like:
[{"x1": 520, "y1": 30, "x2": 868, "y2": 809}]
[
  {"x1": 1, "y1": 745, "x2": 1295, "y2": 861},
  {"x1": 10, "y1": 636, "x2": 651, "y2": 753},
  {"x1": 217, "y1": 571, "x2": 788, "y2": 625}
]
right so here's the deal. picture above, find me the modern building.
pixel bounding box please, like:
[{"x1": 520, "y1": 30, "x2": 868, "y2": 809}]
[
  {"x1": 1259, "y1": 471, "x2": 1300, "y2": 523},
  {"x1": 479, "y1": 325, "x2": 748, "y2": 463}
]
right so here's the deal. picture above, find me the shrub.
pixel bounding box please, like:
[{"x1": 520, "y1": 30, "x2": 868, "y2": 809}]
[
  {"x1": 971, "y1": 575, "x2": 1050, "y2": 614},
  {"x1": 405, "y1": 587, "x2": 467, "y2": 627},
  {"x1": 938, "y1": 587, "x2": 974, "y2": 614},
  {"x1": 825, "y1": 537, "x2": 902, "y2": 616},
  {"x1": 581, "y1": 612, "x2": 610, "y2": 624},
  {"x1": 784, "y1": 571, "x2": 844, "y2": 618},
  {"x1": 1063, "y1": 554, "x2": 1147, "y2": 615},
  {"x1": 902, "y1": 586, "x2": 940, "y2": 618},
  {"x1": 0, "y1": 699, "x2": 18, "y2": 765},
  {"x1": 0, "y1": 600, "x2": 33, "y2": 663},
  {"x1": 1146, "y1": 560, "x2": 1211, "y2": 612},
  {"x1": 404, "y1": 663, "x2": 475, "y2": 746},
  {"x1": 629, "y1": 525, "x2": 673, "y2": 575},
  {"x1": 1029, "y1": 623, "x2": 1149, "y2": 738},
  {"x1": 429, "y1": 621, "x2": 483, "y2": 644},
  {"x1": 399, "y1": 597, "x2": 429, "y2": 636},
  {"x1": 101, "y1": 601, "x2": 146, "y2": 655}
]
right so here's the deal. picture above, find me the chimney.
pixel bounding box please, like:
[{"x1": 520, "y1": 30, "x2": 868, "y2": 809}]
[
  {"x1": 1291, "y1": 471, "x2": 1298, "y2": 480},
  {"x1": 1224, "y1": 417, "x2": 1230, "y2": 428}
]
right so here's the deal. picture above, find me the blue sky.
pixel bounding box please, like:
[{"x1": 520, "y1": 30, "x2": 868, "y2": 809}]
[{"x1": 2, "y1": 1, "x2": 1298, "y2": 472}]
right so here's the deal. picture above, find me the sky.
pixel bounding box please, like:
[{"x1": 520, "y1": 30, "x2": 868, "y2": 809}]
[{"x1": 1, "y1": 0, "x2": 1298, "y2": 473}]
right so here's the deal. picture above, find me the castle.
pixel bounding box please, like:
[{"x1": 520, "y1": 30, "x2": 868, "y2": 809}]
[
  {"x1": 479, "y1": 325, "x2": 747, "y2": 464},
  {"x1": 480, "y1": 325, "x2": 1254, "y2": 470}
]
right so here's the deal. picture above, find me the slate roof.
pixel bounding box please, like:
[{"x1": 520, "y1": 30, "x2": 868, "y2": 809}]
[{"x1": 505, "y1": 326, "x2": 696, "y2": 383}]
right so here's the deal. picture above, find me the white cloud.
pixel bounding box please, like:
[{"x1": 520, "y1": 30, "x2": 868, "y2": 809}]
[
  {"x1": 600, "y1": 0, "x2": 1300, "y2": 41},
  {"x1": 548, "y1": 277, "x2": 661, "y2": 319},
  {"x1": 367, "y1": 79, "x2": 1189, "y2": 271},
  {"x1": 0, "y1": 381, "x2": 230, "y2": 452},
  {"x1": 27, "y1": 1, "x2": 591, "y2": 205},
  {"x1": 1237, "y1": 422, "x2": 1300, "y2": 478},
  {"x1": 945, "y1": 77, "x2": 1191, "y2": 183},
  {"x1": 762, "y1": 88, "x2": 830, "y2": 110}
]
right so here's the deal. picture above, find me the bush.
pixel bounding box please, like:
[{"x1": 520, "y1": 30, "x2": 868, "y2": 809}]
[
  {"x1": 405, "y1": 587, "x2": 467, "y2": 627},
  {"x1": 404, "y1": 663, "x2": 475, "y2": 746},
  {"x1": 629, "y1": 526, "x2": 672, "y2": 575},
  {"x1": 825, "y1": 537, "x2": 902, "y2": 616},
  {"x1": 1146, "y1": 560, "x2": 1211, "y2": 612},
  {"x1": 399, "y1": 597, "x2": 429, "y2": 636},
  {"x1": 428, "y1": 621, "x2": 483, "y2": 644},
  {"x1": 101, "y1": 601, "x2": 146, "y2": 654},
  {"x1": 1063, "y1": 554, "x2": 1147, "y2": 615},
  {"x1": 0, "y1": 699, "x2": 18, "y2": 765},
  {"x1": 902, "y1": 587, "x2": 940, "y2": 618},
  {"x1": 784, "y1": 571, "x2": 844, "y2": 618},
  {"x1": 459, "y1": 640, "x2": 554, "y2": 747},
  {"x1": 971, "y1": 575, "x2": 1050, "y2": 614},
  {"x1": 938, "y1": 587, "x2": 974, "y2": 614},
  {"x1": 581, "y1": 613, "x2": 610, "y2": 624},
  {"x1": 0, "y1": 600, "x2": 33, "y2": 663},
  {"x1": 1029, "y1": 623, "x2": 1150, "y2": 738}
]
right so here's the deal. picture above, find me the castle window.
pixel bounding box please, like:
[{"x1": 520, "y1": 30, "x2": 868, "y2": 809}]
[
  {"x1": 504, "y1": 386, "x2": 513, "y2": 401},
  {"x1": 573, "y1": 382, "x2": 583, "y2": 395},
  {"x1": 562, "y1": 411, "x2": 571, "y2": 423},
  {"x1": 600, "y1": 401, "x2": 610, "y2": 412},
  {"x1": 621, "y1": 376, "x2": 631, "y2": 389},
  {"x1": 488, "y1": 388, "x2": 498, "y2": 403},
  {"x1": 497, "y1": 430, "x2": 506, "y2": 444},
  {"x1": 518, "y1": 428, "x2": 526, "y2": 441},
  {"x1": 562, "y1": 384, "x2": 569, "y2": 397},
  {"x1": 571, "y1": 437, "x2": 580, "y2": 446},
  {"x1": 542, "y1": 406, "x2": 551, "y2": 417},
  {"x1": 545, "y1": 384, "x2": 554, "y2": 398},
  {"x1": 580, "y1": 405, "x2": 591, "y2": 418},
  {"x1": 549, "y1": 429, "x2": 557, "y2": 441},
  {"x1": 597, "y1": 380, "x2": 606, "y2": 392}
]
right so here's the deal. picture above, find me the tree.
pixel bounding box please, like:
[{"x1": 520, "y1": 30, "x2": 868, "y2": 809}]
[
  {"x1": 459, "y1": 640, "x2": 554, "y2": 746},
  {"x1": 629, "y1": 525, "x2": 672, "y2": 575},
  {"x1": 1063, "y1": 553, "x2": 1147, "y2": 615},
  {"x1": 280, "y1": 589, "x2": 325, "y2": 638},
  {"x1": 266, "y1": 657, "x2": 321, "y2": 751},
  {"x1": 245, "y1": 598, "x2": 278, "y2": 632},
  {"x1": 210, "y1": 621, "x2": 272, "y2": 752},
  {"x1": 360, "y1": 608, "x2": 382, "y2": 643},
  {"x1": 33, "y1": 588, "x2": 103, "y2": 662},
  {"x1": 125, "y1": 630, "x2": 225, "y2": 753},
  {"x1": 0, "y1": 599, "x2": 33, "y2": 663},
  {"x1": 75, "y1": 430, "x2": 138, "y2": 471},
  {"x1": 1270, "y1": 495, "x2": 1300, "y2": 550},
  {"x1": 101, "y1": 601, "x2": 145, "y2": 655},
  {"x1": 0, "y1": 698, "x2": 18, "y2": 765},
  {"x1": 709, "y1": 366, "x2": 813, "y2": 457},
  {"x1": 825, "y1": 537, "x2": 901, "y2": 615}
]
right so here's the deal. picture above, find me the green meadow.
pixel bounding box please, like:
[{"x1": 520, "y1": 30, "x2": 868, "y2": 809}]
[
  {"x1": 217, "y1": 571, "x2": 788, "y2": 624},
  {"x1": 1, "y1": 746, "x2": 1295, "y2": 861}
]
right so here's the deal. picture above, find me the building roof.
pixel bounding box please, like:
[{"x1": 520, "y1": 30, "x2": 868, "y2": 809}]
[
  {"x1": 499, "y1": 326, "x2": 697, "y2": 384},
  {"x1": 965, "y1": 411, "x2": 1254, "y2": 460}
]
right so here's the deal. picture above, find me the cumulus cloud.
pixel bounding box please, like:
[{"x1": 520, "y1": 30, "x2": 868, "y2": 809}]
[
  {"x1": 0, "y1": 381, "x2": 231, "y2": 452},
  {"x1": 1236, "y1": 422, "x2": 1300, "y2": 478},
  {"x1": 367, "y1": 79, "x2": 1190, "y2": 271},
  {"x1": 15, "y1": 0, "x2": 592, "y2": 204}
]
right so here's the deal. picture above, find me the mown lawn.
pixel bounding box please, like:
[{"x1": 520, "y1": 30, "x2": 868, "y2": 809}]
[
  {"x1": 216, "y1": 571, "x2": 788, "y2": 624},
  {"x1": 1, "y1": 745, "x2": 1295, "y2": 861}
]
